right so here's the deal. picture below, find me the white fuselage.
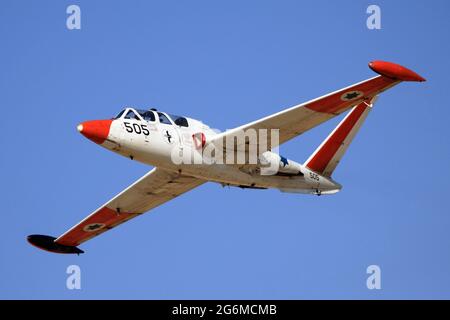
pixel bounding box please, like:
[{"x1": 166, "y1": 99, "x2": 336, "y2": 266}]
[{"x1": 101, "y1": 108, "x2": 341, "y2": 195}]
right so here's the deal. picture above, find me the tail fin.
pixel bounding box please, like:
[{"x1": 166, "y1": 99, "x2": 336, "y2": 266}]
[{"x1": 304, "y1": 97, "x2": 377, "y2": 177}]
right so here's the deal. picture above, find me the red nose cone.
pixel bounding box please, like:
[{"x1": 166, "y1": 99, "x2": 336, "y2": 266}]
[
  {"x1": 77, "y1": 120, "x2": 112, "y2": 144},
  {"x1": 369, "y1": 61, "x2": 426, "y2": 82}
]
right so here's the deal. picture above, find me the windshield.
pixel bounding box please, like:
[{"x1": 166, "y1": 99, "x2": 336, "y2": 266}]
[
  {"x1": 114, "y1": 108, "x2": 186, "y2": 126},
  {"x1": 113, "y1": 109, "x2": 126, "y2": 119},
  {"x1": 124, "y1": 110, "x2": 141, "y2": 120}
]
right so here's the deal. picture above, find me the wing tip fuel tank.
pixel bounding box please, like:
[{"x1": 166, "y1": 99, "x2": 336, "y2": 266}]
[
  {"x1": 27, "y1": 234, "x2": 84, "y2": 255},
  {"x1": 369, "y1": 61, "x2": 426, "y2": 82}
]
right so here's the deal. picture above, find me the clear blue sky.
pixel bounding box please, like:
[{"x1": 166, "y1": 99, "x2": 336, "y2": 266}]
[{"x1": 1, "y1": 0, "x2": 449, "y2": 299}]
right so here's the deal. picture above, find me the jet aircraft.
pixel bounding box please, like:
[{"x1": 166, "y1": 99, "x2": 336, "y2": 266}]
[{"x1": 28, "y1": 61, "x2": 425, "y2": 254}]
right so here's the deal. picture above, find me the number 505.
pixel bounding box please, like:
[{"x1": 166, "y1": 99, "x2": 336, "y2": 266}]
[{"x1": 124, "y1": 122, "x2": 150, "y2": 136}]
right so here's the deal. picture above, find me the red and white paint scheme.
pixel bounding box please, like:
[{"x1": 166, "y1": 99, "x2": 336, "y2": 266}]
[{"x1": 28, "y1": 61, "x2": 425, "y2": 254}]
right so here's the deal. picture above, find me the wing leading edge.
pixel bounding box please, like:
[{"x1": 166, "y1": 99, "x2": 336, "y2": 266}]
[
  {"x1": 28, "y1": 168, "x2": 205, "y2": 253},
  {"x1": 210, "y1": 61, "x2": 425, "y2": 152}
]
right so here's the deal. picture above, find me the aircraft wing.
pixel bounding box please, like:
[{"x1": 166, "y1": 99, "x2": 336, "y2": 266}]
[
  {"x1": 28, "y1": 168, "x2": 205, "y2": 254},
  {"x1": 210, "y1": 61, "x2": 425, "y2": 152}
]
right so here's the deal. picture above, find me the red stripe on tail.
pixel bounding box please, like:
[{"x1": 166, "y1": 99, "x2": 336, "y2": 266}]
[{"x1": 305, "y1": 104, "x2": 368, "y2": 174}]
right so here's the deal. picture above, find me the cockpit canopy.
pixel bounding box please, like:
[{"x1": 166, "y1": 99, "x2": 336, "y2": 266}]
[{"x1": 113, "y1": 108, "x2": 189, "y2": 127}]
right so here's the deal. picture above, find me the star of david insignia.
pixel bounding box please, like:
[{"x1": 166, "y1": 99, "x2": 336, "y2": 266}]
[
  {"x1": 341, "y1": 91, "x2": 364, "y2": 101},
  {"x1": 83, "y1": 223, "x2": 105, "y2": 232}
]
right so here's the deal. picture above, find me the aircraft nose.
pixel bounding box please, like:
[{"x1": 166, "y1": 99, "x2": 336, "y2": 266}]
[{"x1": 77, "y1": 120, "x2": 112, "y2": 144}]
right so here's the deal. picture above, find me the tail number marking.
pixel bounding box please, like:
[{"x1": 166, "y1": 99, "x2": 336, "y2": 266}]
[
  {"x1": 309, "y1": 172, "x2": 320, "y2": 181},
  {"x1": 124, "y1": 122, "x2": 150, "y2": 136}
]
